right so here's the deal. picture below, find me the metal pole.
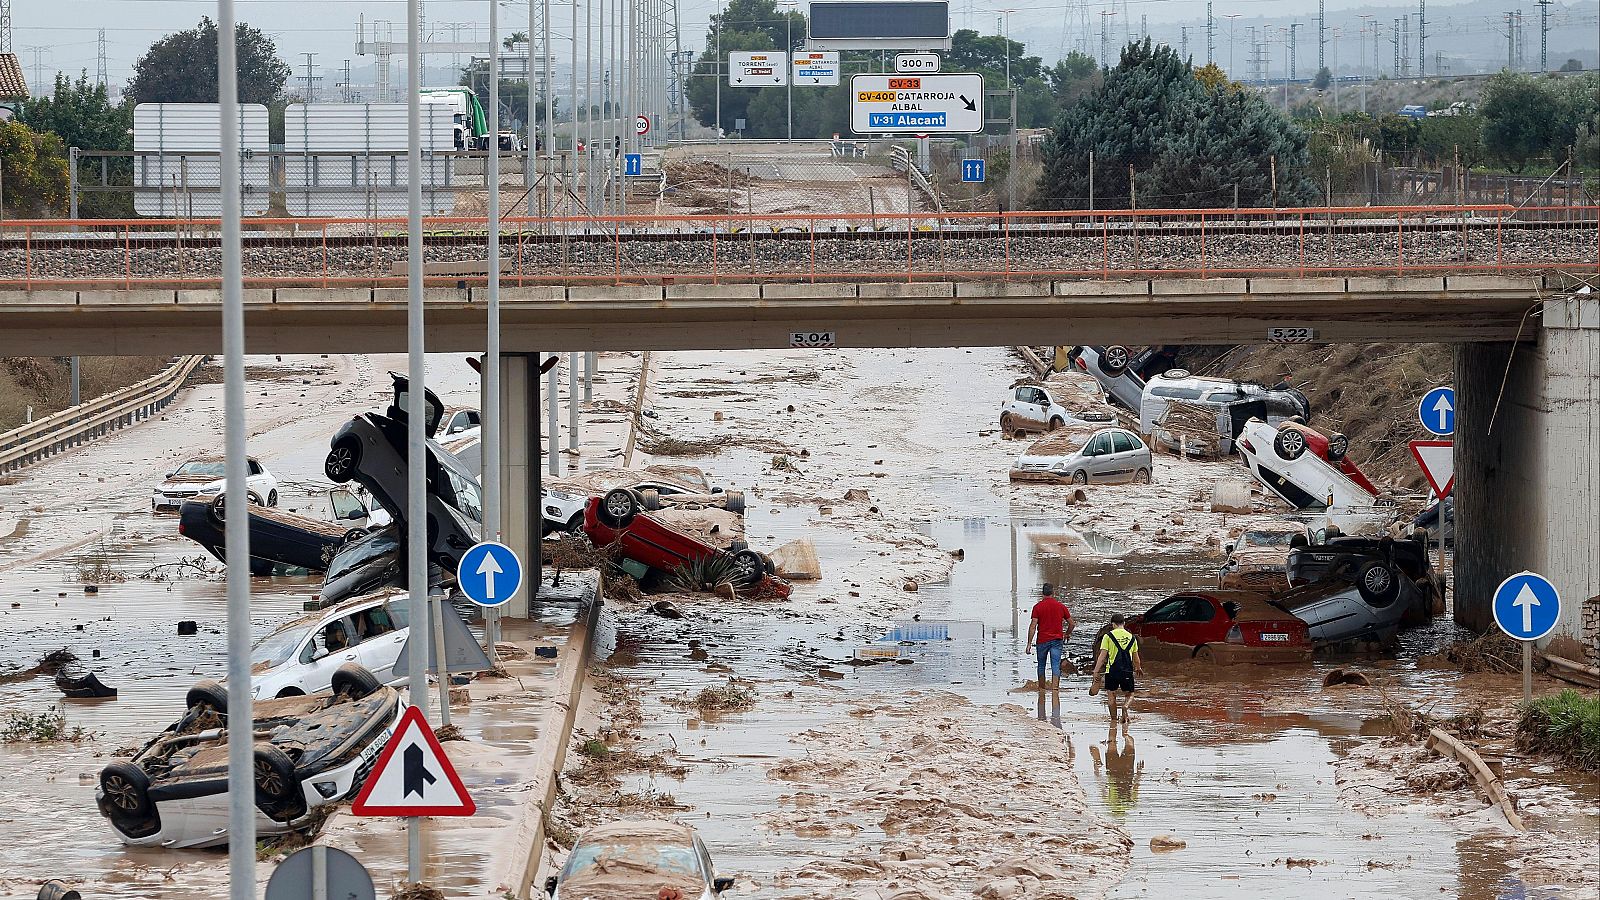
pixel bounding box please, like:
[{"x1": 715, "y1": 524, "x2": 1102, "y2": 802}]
[
  {"x1": 584, "y1": 350, "x2": 595, "y2": 400},
  {"x1": 544, "y1": 0, "x2": 555, "y2": 213},
  {"x1": 567, "y1": 351, "x2": 578, "y2": 452},
  {"x1": 70, "y1": 356, "x2": 80, "y2": 406},
  {"x1": 312, "y1": 844, "x2": 328, "y2": 900},
  {"x1": 405, "y1": 0, "x2": 430, "y2": 881},
  {"x1": 69, "y1": 147, "x2": 79, "y2": 221},
  {"x1": 486, "y1": 0, "x2": 504, "y2": 655},
  {"x1": 586, "y1": 0, "x2": 594, "y2": 213},
  {"x1": 547, "y1": 355, "x2": 560, "y2": 475},
  {"x1": 714, "y1": 0, "x2": 721, "y2": 141},
  {"x1": 217, "y1": 0, "x2": 256, "y2": 894},
  {"x1": 1522, "y1": 641, "x2": 1532, "y2": 701},
  {"x1": 786, "y1": 9, "x2": 792, "y2": 141},
  {"x1": 571, "y1": 0, "x2": 580, "y2": 192}
]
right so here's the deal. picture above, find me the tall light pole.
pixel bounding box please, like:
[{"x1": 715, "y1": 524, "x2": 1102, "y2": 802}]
[
  {"x1": 1225, "y1": 14, "x2": 1240, "y2": 76},
  {"x1": 1358, "y1": 16, "x2": 1371, "y2": 112},
  {"x1": 783, "y1": 0, "x2": 796, "y2": 140},
  {"x1": 1000, "y1": 9, "x2": 1015, "y2": 88}
]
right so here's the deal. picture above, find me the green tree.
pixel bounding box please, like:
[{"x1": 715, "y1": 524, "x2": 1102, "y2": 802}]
[
  {"x1": 125, "y1": 17, "x2": 291, "y2": 106},
  {"x1": 945, "y1": 29, "x2": 1053, "y2": 129},
  {"x1": 1417, "y1": 114, "x2": 1486, "y2": 168},
  {"x1": 1479, "y1": 71, "x2": 1561, "y2": 172},
  {"x1": 1034, "y1": 39, "x2": 1313, "y2": 209},
  {"x1": 1559, "y1": 58, "x2": 1583, "y2": 72},
  {"x1": 686, "y1": 0, "x2": 803, "y2": 137},
  {"x1": 1048, "y1": 52, "x2": 1100, "y2": 113},
  {"x1": 0, "y1": 120, "x2": 70, "y2": 217},
  {"x1": 1375, "y1": 113, "x2": 1420, "y2": 153},
  {"x1": 17, "y1": 72, "x2": 135, "y2": 217}
]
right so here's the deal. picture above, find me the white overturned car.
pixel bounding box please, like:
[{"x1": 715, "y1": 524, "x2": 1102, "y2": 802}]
[
  {"x1": 97, "y1": 664, "x2": 399, "y2": 848},
  {"x1": 1235, "y1": 419, "x2": 1388, "y2": 513}
]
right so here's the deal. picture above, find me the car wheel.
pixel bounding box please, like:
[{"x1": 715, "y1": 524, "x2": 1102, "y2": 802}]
[
  {"x1": 253, "y1": 744, "x2": 303, "y2": 821},
  {"x1": 100, "y1": 761, "x2": 156, "y2": 828},
  {"x1": 342, "y1": 527, "x2": 369, "y2": 544},
  {"x1": 597, "y1": 488, "x2": 640, "y2": 528},
  {"x1": 730, "y1": 549, "x2": 765, "y2": 587},
  {"x1": 566, "y1": 512, "x2": 585, "y2": 533},
  {"x1": 760, "y1": 552, "x2": 777, "y2": 576},
  {"x1": 1134, "y1": 468, "x2": 1151, "y2": 484},
  {"x1": 1273, "y1": 428, "x2": 1307, "y2": 460},
  {"x1": 728, "y1": 539, "x2": 749, "y2": 552},
  {"x1": 274, "y1": 687, "x2": 306, "y2": 699},
  {"x1": 208, "y1": 493, "x2": 228, "y2": 526},
  {"x1": 1193, "y1": 645, "x2": 1215, "y2": 664},
  {"x1": 1098, "y1": 345, "x2": 1130, "y2": 376},
  {"x1": 1000, "y1": 413, "x2": 1015, "y2": 434},
  {"x1": 324, "y1": 437, "x2": 362, "y2": 483},
  {"x1": 1355, "y1": 560, "x2": 1400, "y2": 607},
  {"x1": 641, "y1": 488, "x2": 662, "y2": 511},
  {"x1": 1049, "y1": 416, "x2": 1065, "y2": 431},
  {"x1": 331, "y1": 663, "x2": 383, "y2": 700},
  {"x1": 267, "y1": 490, "x2": 278, "y2": 507},
  {"x1": 185, "y1": 679, "x2": 228, "y2": 714},
  {"x1": 721, "y1": 490, "x2": 746, "y2": 515},
  {"x1": 1072, "y1": 470, "x2": 1089, "y2": 485},
  {"x1": 1327, "y1": 432, "x2": 1349, "y2": 462},
  {"x1": 247, "y1": 492, "x2": 263, "y2": 507}
]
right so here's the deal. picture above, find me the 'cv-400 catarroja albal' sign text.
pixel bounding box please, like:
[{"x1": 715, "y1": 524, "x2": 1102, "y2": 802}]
[{"x1": 849, "y1": 73, "x2": 983, "y2": 134}]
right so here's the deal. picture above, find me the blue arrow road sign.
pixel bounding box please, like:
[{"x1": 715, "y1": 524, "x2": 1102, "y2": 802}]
[
  {"x1": 624, "y1": 153, "x2": 642, "y2": 177},
  {"x1": 1492, "y1": 571, "x2": 1561, "y2": 641},
  {"x1": 1419, "y1": 386, "x2": 1455, "y2": 436},
  {"x1": 457, "y1": 541, "x2": 523, "y2": 608},
  {"x1": 961, "y1": 159, "x2": 985, "y2": 183}
]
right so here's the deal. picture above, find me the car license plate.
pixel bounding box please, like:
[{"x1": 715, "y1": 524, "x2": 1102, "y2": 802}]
[{"x1": 1260, "y1": 633, "x2": 1290, "y2": 642}]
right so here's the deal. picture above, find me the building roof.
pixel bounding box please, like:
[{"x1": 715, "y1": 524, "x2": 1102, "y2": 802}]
[{"x1": 0, "y1": 54, "x2": 28, "y2": 101}]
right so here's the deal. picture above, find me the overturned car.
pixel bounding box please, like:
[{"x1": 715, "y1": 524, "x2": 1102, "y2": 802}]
[
  {"x1": 1273, "y1": 535, "x2": 1441, "y2": 646},
  {"x1": 96, "y1": 664, "x2": 399, "y2": 848}
]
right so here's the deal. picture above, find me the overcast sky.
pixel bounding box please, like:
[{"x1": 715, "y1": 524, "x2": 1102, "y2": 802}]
[{"x1": 9, "y1": 0, "x2": 1597, "y2": 93}]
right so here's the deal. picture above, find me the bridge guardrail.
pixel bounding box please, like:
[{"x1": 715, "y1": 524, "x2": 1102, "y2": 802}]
[
  {"x1": 0, "y1": 356, "x2": 207, "y2": 474},
  {"x1": 1, "y1": 205, "x2": 1596, "y2": 289}
]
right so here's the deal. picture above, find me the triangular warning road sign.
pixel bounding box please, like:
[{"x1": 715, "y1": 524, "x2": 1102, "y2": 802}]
[
  {"x1": 1409, "y1": 440, "x2": 1454, "y2": 498},
  {"x1": 351, "y1": 705, "x2": 475, "y2": 817}
]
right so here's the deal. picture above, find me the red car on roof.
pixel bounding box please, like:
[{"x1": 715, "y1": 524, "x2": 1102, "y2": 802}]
[
  {"x1": 1271, "y1": 420, "x2": 1379, "y2": 496},
  {"x1": 581, "y1": 489, "x2": 791, "y2": 598},
  {"x1": 1123, "y1": 590, "x2": 1312, "y2": 665}
]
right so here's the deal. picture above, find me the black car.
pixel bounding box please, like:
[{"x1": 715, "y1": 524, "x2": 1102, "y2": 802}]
[
  {"x1": 325, "y1": 373, "x2": 483, "y2": 574},
  {"x1": 177, "y1": 492, "x2": 372, "y2": 576}
]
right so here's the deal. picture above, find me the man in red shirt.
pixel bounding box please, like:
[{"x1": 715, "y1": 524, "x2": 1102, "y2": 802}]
[{"x1": 1025, "y1": 583, "x2": 1074, "y2": 688}]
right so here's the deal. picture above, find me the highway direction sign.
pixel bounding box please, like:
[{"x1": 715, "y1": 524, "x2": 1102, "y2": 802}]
[
  {"x1": 850, "y1": 73, "x2": 983, "y2": 134},
  {"x1": 1409, "y1": 440, "x2": 1454, "y2": 497},
  {"x1": 351, "y1": 705, "x2": 476, "y2": 817},
  {"x1": 266, "y1": 846, "x2": 375, "y2": 900},
  {"x1": 1419, "y1": 386, "x2": 1456, "y2": 435},
  {"x1": 791, "y1": 51, "x2": 841, "y2": 85},
  {"x1": 895, "y1": 52, "x2": 941, "y2": 72},
  {"x1": 961, "y1": 158, "x2": 985, "y2": 182},
  {"x1": 458, "y1": 541, "x2": 522, "y2": 607},
  {"x1": 729, "y1": 51, "x2": 787, "y2": 86},
  {"x1": 1492, "y1": 571, "x2": 1561, "y2": 642}
]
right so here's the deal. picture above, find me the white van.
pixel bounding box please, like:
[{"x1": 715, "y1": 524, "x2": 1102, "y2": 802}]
[{"x1": 1139, "y1": 371, "x2": 1309, "y2": 455}]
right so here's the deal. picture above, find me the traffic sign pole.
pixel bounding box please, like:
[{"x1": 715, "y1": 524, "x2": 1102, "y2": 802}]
[
  {"x1": 405, "y1": 0, "x2": 429, "y2": 883},
  {"x1": 1491, "y1": 571, "x2": 1562, "y2": 702}
]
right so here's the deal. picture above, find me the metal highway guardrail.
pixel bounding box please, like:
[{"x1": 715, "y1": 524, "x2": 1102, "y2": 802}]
[
  {"x1": 1, "y1": 205, "x2": 1595, "y2": 289},
  {"x1": 0, "y1": 355, "x2": 207, "y2": 474}
]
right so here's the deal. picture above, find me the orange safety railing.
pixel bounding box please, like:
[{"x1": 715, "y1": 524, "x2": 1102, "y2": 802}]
[{"x1": 2, "y1": 204, "x2": 1597, "y2": 290}]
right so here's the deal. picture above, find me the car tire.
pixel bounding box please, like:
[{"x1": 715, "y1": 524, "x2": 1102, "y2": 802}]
[
  {"x1": 760, "y1": 552, "x2": 777, "y2": 576},
  {"x1": 721, "y1": 490, "x2": 746, "y2": 515},
  {"x1": 730, "y1": 549, "x2": 765, "y2": 587},
  {"x1": 247, "y1": 492, "x2": 263, "y2": 507},
  {"x1": 1072, "y1": 470, "x2": 1089, "y2": 485},
  {"x1": 253, "y1": 744, "x2": 303, "y2": 821},
  {"x1": 728, "y1": 539, "x2": 749, "y2": 552},
  {"x1": 267, "y1": 490, "x2": 278, "y2": 507},
  {"x1": 1355, "y1": 560, "x2": 1400, "y2": 606},
  {"x1": 1098, "y1": 345, "x2": 1130, "y2": 376},
  {"x1": 1273, "y1": 427, "x2": 1307, "y2": 460},
  {"x1": 1193, "y1": 645, "x2": 1215, "y2": 664},
  {"x1": 597, "y1": 488, "x2": 640, "y2": 528},
  {"x1": 1049, "y1": 416, "x2": 1065, "y2": 431},
  {"x1": 342, "y1": 527, "x2": 369, "y2": 544},
  {"x1": 331, "y1": 663, "x2": 383, "y2": 700},
  {"x1": 1327, "y1": 432, "x2": 1349, "y2": 462},
  {"x1": 325, "y1": 437, "x2": 362, "y2": 483},
  {"x1": 641, "y1": 488, "x2": 661, "y2": 511},
  {"x1": 566, "y1": 512, "x2": 585, "y2": 533},
  {"x1": 208, "y1": 493, "x2": 228, "y2": 526},
  {"x1": 1000, "y1": 413, "x2": 1015, "y2": 434},
  {"x1": 100, "y1": 761, "x2": 157, "y2": 831},
  {"x1": 1134, "y1": 468, "x2": 1152, "y2": 484},
  {"x1": 185, "y1": 679, "x2": 228, "y2": 713}
]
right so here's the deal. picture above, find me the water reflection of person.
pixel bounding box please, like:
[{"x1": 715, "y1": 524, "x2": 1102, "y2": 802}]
[
  {"x1": 1034, "y1": 683, "x2": 1063, "y2": 729},
  {"x1": 1090, "y1": 726, "x2": 1143, "y2": 817}
]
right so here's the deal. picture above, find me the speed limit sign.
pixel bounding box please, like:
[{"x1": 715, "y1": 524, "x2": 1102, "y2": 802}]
[{"x1": 635, "y1": 114, "x2": 651, "y2": 136}]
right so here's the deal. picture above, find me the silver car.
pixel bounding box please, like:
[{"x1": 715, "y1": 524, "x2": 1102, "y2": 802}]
[{"x1": 1010, "y1": 426, "x2": 1153, "y2": 485}]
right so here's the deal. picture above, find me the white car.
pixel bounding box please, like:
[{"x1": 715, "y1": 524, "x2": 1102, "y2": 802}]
[
  {"x1": 249, "y1": 591, "x2": 413, "y2": 699},
  {"x1": 1236, "y1": 419, "x2": 1386, "y2": 514},
  {"x1": 1139, "y1": 371, "x2": 1310, "y2": 455},
  {"x1": 1010, "y1": 426, "x2": 1153, "y2": 485},
  {"x1": 440, "y1": 407, "x2": 481, "y2": 442},
  {"x1": 999, "y1": 383, "x2": 1114, "y2": 436},
  {"x1": 546, "y1": 820, "x2": 733, "y2": 899},
  {"x1": 153, "y1": 455, "x2": 278, "y2": 511},
  {"x1": 542, "y1": 475, "x2": 740, "y2": 532}
]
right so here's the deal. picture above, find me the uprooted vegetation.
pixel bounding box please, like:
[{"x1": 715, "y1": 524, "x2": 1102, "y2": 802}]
[
  {"x1": 1418, "y1": 630, "x2": 1529, "y2": 674},
  {"x1": 0, "y1": 648, "x2": 77, "y2": 685},
  {"x1": 670, "y1": 679, "x2": 757, "y2": 714},
  {"x1": 638, "y1": 434, "x2": 729, "y2": 457},
  {"x1": 663, "y1": 555, "x2": 741, "y2": 593},
  {"x1": 1519, "y1": 690, "x2": 1600, "y2": 771},
  {"x1": 0, "y1": 705, "x2": 94, "y2": 743}
]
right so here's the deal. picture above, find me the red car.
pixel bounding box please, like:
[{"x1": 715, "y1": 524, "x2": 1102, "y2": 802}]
[
  {"x1": 1124, "y1": 590, "x2": 1312, "y2": 665},
  {"x1": 582, "y1": 489, "x2": 792, "y2": 598},
  {"x1": 1270, "y1": 420, "x2": 1379, "y2": 496}
]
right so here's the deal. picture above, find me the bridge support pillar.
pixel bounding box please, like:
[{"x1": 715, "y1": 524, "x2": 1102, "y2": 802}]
[
  {"x1": 1454, "y1": 291, "x2": 1600, "y2": 663},
  {"x1": 497, "y1": 353, "x2": 541, "y2": 619}
]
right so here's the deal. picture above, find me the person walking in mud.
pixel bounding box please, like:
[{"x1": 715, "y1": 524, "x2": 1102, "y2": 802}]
[
  {"x1": 1024, "y1": 583, "x2": 1073, "y2": 690},
  {"x1": 1093, "y1": 614, "x2": 1142, "y2": 724}
]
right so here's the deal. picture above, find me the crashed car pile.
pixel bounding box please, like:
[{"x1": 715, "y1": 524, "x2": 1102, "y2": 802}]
[{"x1": 1005, "y1": 346, "x2": 1442, "y2": 658}]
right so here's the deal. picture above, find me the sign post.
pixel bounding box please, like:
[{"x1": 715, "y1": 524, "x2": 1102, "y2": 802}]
[
  {"x1": 352, "y1": 705, "x2": 477, "y2": 817},
  {"x1": 1415, "y1": 384, "x2": 1455, "y2": 603},
  {"x1": 1418, "y1": 385, "x2": 1456, "y2": 436},
  {"x1": 1410, "y1": 439, "x2": 1453, "y2": 591},
  {"x1": 961, "y1": 158, "x2": 985, "y2": 183},
  {"x1": 1491, "y1": 572, "x2": 1561, "y2": 702},
  {"x1": 849, "y1": 73, "x2": 984, "y2": 134}
]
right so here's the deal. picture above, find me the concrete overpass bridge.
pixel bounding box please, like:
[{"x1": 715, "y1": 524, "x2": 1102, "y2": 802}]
[{"x1": 1, "y1": 205, "x2": 1596, "y2": 657}]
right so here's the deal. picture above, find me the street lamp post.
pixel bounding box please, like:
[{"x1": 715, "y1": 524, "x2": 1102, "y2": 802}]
[{"x1": 1225, "y1": 14, "x2": 1241, "y2": 77}]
